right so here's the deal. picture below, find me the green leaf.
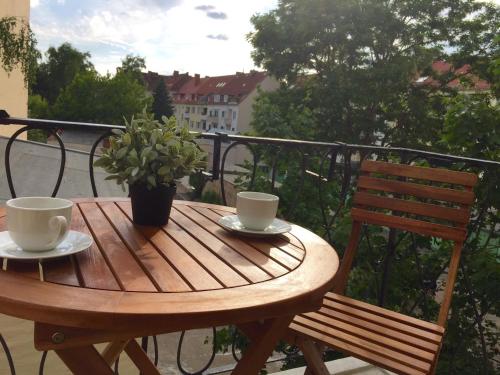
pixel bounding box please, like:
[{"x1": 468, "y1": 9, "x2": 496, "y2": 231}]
[
  {"x1": 116, "y1": 147, "x2": 128, "y2": 159},
  {"x1": 157, "y1": 165, "x2": 170, "y2": 176},
  {"x1": 147, "y1": 175, "x2": 157, "y2": 187}
]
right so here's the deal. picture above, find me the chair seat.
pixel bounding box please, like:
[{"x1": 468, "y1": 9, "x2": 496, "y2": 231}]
[{"x1": 290, "y1": 292, "x2": 445, "y2": 375}]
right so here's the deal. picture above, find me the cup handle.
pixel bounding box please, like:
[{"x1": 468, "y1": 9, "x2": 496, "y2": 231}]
[{"x1": 46, "y1": 216, "x2": 68, "y2": 249}]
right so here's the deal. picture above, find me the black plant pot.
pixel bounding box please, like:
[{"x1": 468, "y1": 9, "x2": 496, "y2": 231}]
[{"x1": 129, "y1": 183, "x2": 176, "y2": 226}]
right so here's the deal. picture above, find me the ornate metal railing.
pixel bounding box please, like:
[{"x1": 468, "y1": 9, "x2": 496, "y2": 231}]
[{"x1": 0, "y1": 111, "x2": 498, "y2": 374}]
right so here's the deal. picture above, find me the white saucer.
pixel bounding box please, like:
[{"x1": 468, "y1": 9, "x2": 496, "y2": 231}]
[
  {"x1": 0, "y1": 231, "x2": 93, "y2": 260},
  {"x1": 218, "y1": 215, "x2": 292, "y2": 236}
]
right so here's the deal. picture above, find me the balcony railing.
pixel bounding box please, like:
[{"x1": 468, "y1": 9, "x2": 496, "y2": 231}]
[{"x1": 0, "y1": 110, "x2": 498, "y2": 374}]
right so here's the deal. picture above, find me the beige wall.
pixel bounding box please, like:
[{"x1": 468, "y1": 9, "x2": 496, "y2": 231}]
[
  {"x1": 237, "y1": 75, "x2": 280, "y2": 134},
  {"x1": 0, "y1": 0, "x2": 30, "y2": 138}
]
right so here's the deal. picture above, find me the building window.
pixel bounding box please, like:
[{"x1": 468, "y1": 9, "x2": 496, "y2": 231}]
[
  {"x1": 202, "y1": 107, "x2": 207, "y2": 115},
  {"x1": 224, "y1": 95, "x2": 228, "y2": 102},
  {"x1": 222, "y1": 111, "x2": 225, "y2": 118},
  {"x1": 231, "y1": 128, "x2": 235, "y2": 131},
  {"x1": 214, "y1": 110, "x2": 219, "y2": 117},
  {"x1": 232, "y1": 112, "x2": 236, "y2": 120},
  {"x1": 202, "y1": 121, "x2": 206, "y2": 130},
  {"x1": 214, "y1": 95, "x2": 220, "y2": 103}
]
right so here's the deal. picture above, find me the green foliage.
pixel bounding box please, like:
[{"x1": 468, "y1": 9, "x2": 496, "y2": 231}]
[
  {"x1": 94, "y1": 110, "x2": 206, "y2": 190},
  {"x1": 0, "y1": 16, "x2": 40, "y2": 86},
  {"x1": 119, "y1": 54, "x2": 146, "y2": 84},
  {"x1": 28, "y1": 94, "x2": 50, "y2": 119},
  {"x1": 442, "y1": 93, "x2": 499, "y2": 161},
  {"x1": 248, "y1": 0, "x2": 499, "y2": 145},
  {"x1": 27, "y1": 129, "x2": 48, "y2": 143},
  {"x1": 244, "y1": 1, "x2": 500, "y2": 372},
  {"x1": 152, "y1": 79, "x2": 174, "y2": 121},
  {"x1": 32, "y1": 43, "x2": 94, "y2": 104},
  {"x1": 200, "y1": 190, "x2": 222, "y2": 205},
  {"x1": 50, "y1": 70, "x2": 151, "y2": 124}
]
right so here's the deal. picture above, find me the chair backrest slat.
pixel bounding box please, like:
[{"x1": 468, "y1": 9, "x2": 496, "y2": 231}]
[
  {"x1": 361, "y1": 160, "x2": 478, "y2": 187},
  {"x1": 357, "y1": 175, "x2": 475, "y2": 205},
  {"x1": 351, "y1": 208, "x2": 466, "y2": 242},
  {"x1": 353, "y1": 191, "x2": 471, "y2": 225}
]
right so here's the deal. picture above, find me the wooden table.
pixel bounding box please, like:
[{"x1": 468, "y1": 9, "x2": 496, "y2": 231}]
[{"x1": 0, "y1": 199, "x2": 339, "y2": 374}]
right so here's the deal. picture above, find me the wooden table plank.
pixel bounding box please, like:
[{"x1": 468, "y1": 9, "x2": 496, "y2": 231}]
[
  {"x1": 42, "y1": 256, "x2": 80, "y2": 286},
  {"x1": 195, "y1": 207, "x2": 303, "y2": 270},
  {"x1": 170, "y1": 208, "x2": 271, "y2": 284},
  {"x1": 99, "y1": 202, "x2": 191, "y2": 292},
  {"x1": 187, "y1": 206, "x2": 293, "y2": 276},
  {"x1": 162, "y1": 218, "x2": 248, "y2": 288},
  {"x1": 117, "y1": 202, "x2": 222, "y2": 291},
  {"x1": 72, "y1": 204, "x2": 121, "y2": 291},
  {"x1": 78, "y1": 202, "x2": 157, "y2": 292}
]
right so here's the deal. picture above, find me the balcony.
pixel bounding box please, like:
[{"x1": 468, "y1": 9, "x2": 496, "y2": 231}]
[{"x1": 0, "y1": 113, "x2": 498, "y2": 375}]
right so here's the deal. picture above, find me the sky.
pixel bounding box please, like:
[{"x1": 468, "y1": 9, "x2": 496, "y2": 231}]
[{"x1": 30, "y1": 0, "x2": 278, "y2": 76}]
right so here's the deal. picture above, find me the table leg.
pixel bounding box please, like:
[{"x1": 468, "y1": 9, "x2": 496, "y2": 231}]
[
  {"x1": 124, "y1": 339, "x2": 161, "y2": 375},
  {"x1": 55, "y1": 345, "x2": 115, "y2": 375},
  {"x1": 101, "y1": 340, "x2": 130, "y2": 366},
  {"x1": 233, "y1": 316, "x2": 293, "y2": 375}
]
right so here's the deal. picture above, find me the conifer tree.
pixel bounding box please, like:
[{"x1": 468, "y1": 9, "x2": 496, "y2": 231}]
[{"x1": 152, "y1": 80, "x2": 174, "y2": 120}]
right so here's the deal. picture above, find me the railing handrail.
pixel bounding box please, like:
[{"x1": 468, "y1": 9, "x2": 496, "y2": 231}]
[{"x1": 1, "y1": 113, "x2": 499, "y2": 169}]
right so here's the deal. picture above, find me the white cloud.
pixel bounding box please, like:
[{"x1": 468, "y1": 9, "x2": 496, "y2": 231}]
[
  {"x1": 31, "y1": 0, "x2": 278, "y2": 76},
  {"x1": 30, "y1": 0, "x2": 40, "y2": 7}
]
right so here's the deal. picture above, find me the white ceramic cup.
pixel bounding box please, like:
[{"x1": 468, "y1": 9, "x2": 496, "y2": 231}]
[
  {"x1": 6, "y1": 197, "x2": 73, "y2": 251},
  {"x1": 236, "y1": 192, "x2": 279, "y2": 231}
]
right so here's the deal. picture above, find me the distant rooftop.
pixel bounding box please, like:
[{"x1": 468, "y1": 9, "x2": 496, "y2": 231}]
[
  {"x1": 416, "y1": 60, "x2": 491, "y2": 92},
  {"x1": 142, "y1": 70, "x2": 270, "y2": 105}
]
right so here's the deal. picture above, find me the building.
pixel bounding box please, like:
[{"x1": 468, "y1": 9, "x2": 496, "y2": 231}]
[
  {"x1": 0, "y1": 0, "x2": 30, "y2": 138},
  {"x1": 143, "y1": 70, "x2": 279, "y2": 134},
  {"x1": 415, "y1": 60, "x2": 491, "y2": 93}
]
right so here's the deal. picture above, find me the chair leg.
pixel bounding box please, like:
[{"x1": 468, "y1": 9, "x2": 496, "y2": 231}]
[{"x1": 296, "y1": 337, "x2": 329, "y2": 375}]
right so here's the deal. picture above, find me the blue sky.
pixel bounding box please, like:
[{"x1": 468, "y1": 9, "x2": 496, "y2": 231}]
[{"x1": 30, "y1": 0, "x2": 278, "y2": 76}]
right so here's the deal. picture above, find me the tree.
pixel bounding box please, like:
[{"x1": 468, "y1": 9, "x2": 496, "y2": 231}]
[
  {"x1": 152, "y1": 79, "x2": 174, "y2": 120},
  {"x1": 119, "y1": 54, "x2": 146, "y2": 84},
  {"x1": 248, "y1": 0, "x2": 499, "y2": 145},
  {"x1": 51, "y1": 70, "x2": 151, "y2": 124},
  {"x1": 32, "y1": 43, "x2": 94, "y2": 103},
  {"x1": 244, "y1": 1, "x2": 499, "y2": 373},
  {"x1": 0, "y1": 16, "x2": 40, "y2": 86}
]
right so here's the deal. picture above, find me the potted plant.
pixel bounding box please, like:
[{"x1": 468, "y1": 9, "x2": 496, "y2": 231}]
[{"x1": 94, "y1": 110, "x2": 206, "y2": 226}]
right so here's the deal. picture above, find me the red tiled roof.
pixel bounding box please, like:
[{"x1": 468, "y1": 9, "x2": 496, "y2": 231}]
[
  {"x1": 174, "y1": 71, "x2": 269, "y2": 104},
  {"x1": 142, "y1": 70, "x2": 270, "y2": 104},
  {"x1": 142, "y1": 71, "x2": 191, "y2": 92},
  {"x1": 432, "y1": 61, "x2": 453, "y2": 75},
  {"x1": 447, "y1": 74, "x2": 491, "y2": 91},
  {"x1": 415, "y1": 61, "x2": 490, "y2": 92},
  {"x1": 454, "y1": 64, "x2": 471, "y2": 76}
]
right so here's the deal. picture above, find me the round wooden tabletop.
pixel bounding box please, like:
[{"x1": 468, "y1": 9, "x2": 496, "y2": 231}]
[{"x1": 0, "y1": 199, "x2": 339, "y2": 332}]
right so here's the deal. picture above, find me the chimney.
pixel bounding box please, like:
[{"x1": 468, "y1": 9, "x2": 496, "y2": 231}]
[
  {"x1": 173, "y1": 70, "x2": 179, "y2": 77},
  {"x1": 194, "y1": 74, "x2": 200, "y2": 86}
]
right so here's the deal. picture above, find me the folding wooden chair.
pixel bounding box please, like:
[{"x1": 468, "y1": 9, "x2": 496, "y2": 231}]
[{"x1": 288, "y1": 160, "x2": 478, "y2": 375}]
